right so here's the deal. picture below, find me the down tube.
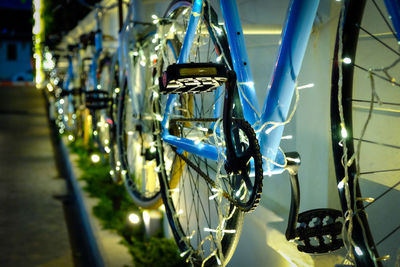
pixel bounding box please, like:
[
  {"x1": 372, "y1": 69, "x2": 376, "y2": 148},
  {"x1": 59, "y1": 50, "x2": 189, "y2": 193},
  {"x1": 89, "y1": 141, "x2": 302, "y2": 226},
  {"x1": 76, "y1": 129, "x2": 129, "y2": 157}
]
[
  {"x1": 258, "y1": 0, "x2": 319, "y2": 173},
  {"x1": 161, "y1": 0, "x2": 203, "y2": 131},
  {"x1": 220, "y1": 0, "x2": 261, "y2": 127}
]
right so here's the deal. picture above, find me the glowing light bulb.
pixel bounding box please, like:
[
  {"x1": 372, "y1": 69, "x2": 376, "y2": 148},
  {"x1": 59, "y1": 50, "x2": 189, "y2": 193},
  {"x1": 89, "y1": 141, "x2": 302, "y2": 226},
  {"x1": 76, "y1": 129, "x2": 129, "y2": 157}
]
[
  {"x1": 338, "y1": 180, "x2": 345, "y2": 190},
  {"x1": 297, "y1": 83, "x2": 315, "y2": 90},
  {"x1": 343, "y1": 57, "x2": 352, "y2": 64},
  {"x1": 128, "y1": 213, "x2": 140, "y2": 224},
  {"x1": 180, "y1": 250, "x2": 190, "y2": 257},
  {"x1": 155, "y1": 114, "x2": 163, "y2": 121},
  {"x1": 341, "y1": 127, "x2": 348, "y2": 138},
  {"x1": 142, "y1": 210, "x2": 150, "y2": 226},
  {"x1": 47, "y1": 83, "x2": 54, "y2": 92},
  {"x1": 91, "y1": 153, "x2": 100, "y2": 163},
  {"x1": 355, "y1": 246, "x2": 363, "y2": 256}
]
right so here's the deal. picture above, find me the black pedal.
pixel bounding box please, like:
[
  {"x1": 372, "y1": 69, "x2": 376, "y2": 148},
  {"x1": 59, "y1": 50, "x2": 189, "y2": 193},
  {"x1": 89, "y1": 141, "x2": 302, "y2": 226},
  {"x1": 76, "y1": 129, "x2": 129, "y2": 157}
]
[
  {"x1": 85, "y1": 90, "x2": 111, "y2": 110},
  {"x1": 60, "y1": 88, "x2": 81, "y2": 97},
  {"x1": 159, "y1": 63, "x2": 228, "y2": 94},
  {"x1": 295, "y1": 208, "x2": 343, "y2": 253}
]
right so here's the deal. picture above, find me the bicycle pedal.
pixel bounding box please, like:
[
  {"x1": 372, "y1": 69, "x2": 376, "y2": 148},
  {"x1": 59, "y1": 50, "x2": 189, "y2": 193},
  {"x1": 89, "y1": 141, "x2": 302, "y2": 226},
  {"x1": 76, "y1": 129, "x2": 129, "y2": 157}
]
[
  {"x1": 60, "y1": 88, "x2": 81, "y2": 97},
  {"x1": 159, "y1": 63, "x2": 228, "y2": 94},
  {"x1": 85, "y1": 90, "x2": 111, "y2": 110},
  {"x1": 295, "y1": 208, "x2": 343, "y2": 253}
]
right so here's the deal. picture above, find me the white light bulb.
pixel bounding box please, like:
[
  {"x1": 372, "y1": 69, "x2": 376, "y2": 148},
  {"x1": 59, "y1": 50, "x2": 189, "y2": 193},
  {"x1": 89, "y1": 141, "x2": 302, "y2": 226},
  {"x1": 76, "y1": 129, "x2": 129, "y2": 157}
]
[
  {"x1": 91, "y1": 154, "x2": 100, "y2": 163},
  {"x1": 355, "y1": 246, "x2": 363, "y2": 256},
  {"x1": 343, "y1": 57, "x2": 352, "y2": 64},
  {"x1": 341, "y1": 127, "x2": 348, "y2": 138},
  {"x1": 143, "y1": 210, "x2": 150, "y2": 226},
  {"x1": 128, "y1": 213, "x2": 140, "y2": 224}
]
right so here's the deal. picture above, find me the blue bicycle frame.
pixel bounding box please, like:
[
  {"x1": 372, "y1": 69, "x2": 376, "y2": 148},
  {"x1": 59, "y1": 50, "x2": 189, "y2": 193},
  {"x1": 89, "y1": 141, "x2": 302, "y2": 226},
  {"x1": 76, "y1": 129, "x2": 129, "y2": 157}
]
[
  {"x1": 87, "y1": 9, "x2": 103, "y2": 92},
  {"x1": 160, "y1": 0, "x2": 400, "y2": 175},
  {"x1": 161, "y1": 0, "x2": 318, "y2": 174},
  {"x1": 64, "y1": 55, "x2": 75, "y2": 116}
]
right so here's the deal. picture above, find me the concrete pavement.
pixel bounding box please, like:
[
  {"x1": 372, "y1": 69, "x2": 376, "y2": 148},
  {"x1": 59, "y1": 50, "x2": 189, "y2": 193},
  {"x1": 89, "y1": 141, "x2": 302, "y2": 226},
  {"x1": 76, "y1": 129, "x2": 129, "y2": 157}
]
[{"x1": 0, "y1": 85, "x2": 74, "y2": 267}]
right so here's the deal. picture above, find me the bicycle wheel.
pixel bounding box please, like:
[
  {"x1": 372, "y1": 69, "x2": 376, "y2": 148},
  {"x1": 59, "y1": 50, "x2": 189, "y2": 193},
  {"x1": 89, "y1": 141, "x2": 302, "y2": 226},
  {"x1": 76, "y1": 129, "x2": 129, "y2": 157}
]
[
  {"x1": 331, "y1": 0, "x2": 400, "y2": 266},
  {"x1": 95, "y1": 55, "x2": 112, "y2": 154},
  {"x1": 156, "y1": 1, "x2": 246, "y2": 265},
  {"x1": 107, "y1": 55, "x2": 122, "y2": 183},
  {"x1": 60, "y1": 92, "x2": 78, "y2": 133},
  {"x1": 117, "y1": 34, "x2": 163, "y2": 208}
]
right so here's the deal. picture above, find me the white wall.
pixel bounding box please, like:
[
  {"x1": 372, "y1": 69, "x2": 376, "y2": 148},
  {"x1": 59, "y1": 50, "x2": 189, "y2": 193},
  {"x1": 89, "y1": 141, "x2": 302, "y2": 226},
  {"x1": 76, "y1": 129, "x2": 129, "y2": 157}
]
[{"x1": 0, "y1": 40, "x2": 32, "y2": 80}]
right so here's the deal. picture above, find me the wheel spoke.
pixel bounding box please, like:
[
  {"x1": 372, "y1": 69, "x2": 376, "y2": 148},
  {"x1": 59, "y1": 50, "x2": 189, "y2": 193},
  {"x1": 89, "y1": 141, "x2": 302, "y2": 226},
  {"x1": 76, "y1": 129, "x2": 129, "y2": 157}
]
[
  {"x1": 371, "y1": 0, "x2": 397, "y2": 40},
  {"x1": 357, "y1": 25, "x2": 400, "y2": 57},
  {"x1": 361, "y1": 168, "x2": 400, "y2": 175},
  {"x1": 353, "y1": 63, "x2": 400, "y2": 87},
  {"x1": 376, "y1": 224, "x2": 400, "y2": 247},
  {"x1": 351, "y1": 99, "x2": 400, "y2": 106},
  {"x1": 353, "y1": 138, "x2": 400, "y2": 150},
  {"x1": 362, "y1": 180, "x2": 400, "y2": 210}
]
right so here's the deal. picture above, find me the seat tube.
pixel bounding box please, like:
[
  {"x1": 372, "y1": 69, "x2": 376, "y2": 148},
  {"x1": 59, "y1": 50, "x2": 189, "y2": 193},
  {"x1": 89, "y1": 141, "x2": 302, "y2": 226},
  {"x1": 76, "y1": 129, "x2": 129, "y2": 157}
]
[{"x1": 161, "y1": 0, "x2": 203, "y2": 132}]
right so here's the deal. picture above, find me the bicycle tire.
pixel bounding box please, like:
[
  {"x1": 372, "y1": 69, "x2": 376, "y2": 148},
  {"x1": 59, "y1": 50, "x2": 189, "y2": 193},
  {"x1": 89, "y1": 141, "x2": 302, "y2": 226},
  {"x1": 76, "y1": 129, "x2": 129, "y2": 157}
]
[
  {"x1": 106, "y1": 54, "x2": 122, "y2": 183},
  {"x1": 95, "y1": 56, "x2": 112, "y2": 154},
  {"x1": 117, "y1": 33, "x2": 163, "y2": 209},
  {"x1": 59, "y1": 91, "x2": 78, "y2": 133},
  {"x1": 331, "y1": 0, "x2": 400, "y2": 266},
  {"x1": 156, "y1": 1, "x2": 245, "y2": 265}
]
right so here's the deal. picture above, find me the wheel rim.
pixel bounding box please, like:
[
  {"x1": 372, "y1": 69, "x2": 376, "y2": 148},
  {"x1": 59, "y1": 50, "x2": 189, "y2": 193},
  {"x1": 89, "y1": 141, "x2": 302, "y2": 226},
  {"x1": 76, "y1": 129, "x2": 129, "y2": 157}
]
[
  {"x1": 118, "y1": 38, "x2": 161, "y2": 207},
  {"x1": 156, "y1": 2, "x2": 244, "y2": 265},
  {"x1": 331, "y1": 1, "x2": 400, "y2": 265}
]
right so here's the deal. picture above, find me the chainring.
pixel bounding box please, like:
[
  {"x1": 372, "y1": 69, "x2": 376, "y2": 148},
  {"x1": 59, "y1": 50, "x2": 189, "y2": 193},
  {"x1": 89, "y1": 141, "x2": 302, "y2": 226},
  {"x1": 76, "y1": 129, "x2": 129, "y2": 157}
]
[
  {"x1": 226, "y1": 119, "x2": 263, "y2": 212},
  {"x1": 170, "y1": 118, "x2": 263, "y2": 212}
]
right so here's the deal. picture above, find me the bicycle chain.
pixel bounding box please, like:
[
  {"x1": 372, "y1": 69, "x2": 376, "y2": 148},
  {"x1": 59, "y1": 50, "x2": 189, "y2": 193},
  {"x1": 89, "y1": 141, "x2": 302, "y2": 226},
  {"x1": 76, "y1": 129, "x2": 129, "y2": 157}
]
[{"x1": 170, "y1": 117, "x2": 264, "y2": 212}]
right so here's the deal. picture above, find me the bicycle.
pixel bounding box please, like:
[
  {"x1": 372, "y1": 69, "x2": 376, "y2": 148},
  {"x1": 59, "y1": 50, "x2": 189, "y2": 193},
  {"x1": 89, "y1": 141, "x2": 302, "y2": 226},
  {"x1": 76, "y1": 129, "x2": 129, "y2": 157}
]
[
  {"x1": 55, "y1": 45, "x2": 83, "y2": 136},
  {"x1": 77, "y1": 7, "x2": 116, "y2": 153},
  {"x1": 87, "y1": 0, "x2": 167, "y2": 205},
  {"x1": 135, "y1": 0, "x2": 400, "y2": 266}
]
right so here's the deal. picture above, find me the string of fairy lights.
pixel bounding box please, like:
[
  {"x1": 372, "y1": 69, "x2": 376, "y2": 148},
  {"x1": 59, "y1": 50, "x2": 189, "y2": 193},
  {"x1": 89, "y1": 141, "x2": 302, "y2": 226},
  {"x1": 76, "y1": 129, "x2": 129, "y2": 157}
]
[{"x1": 33, "y1": 0, "x2": 44, "y2": 88}]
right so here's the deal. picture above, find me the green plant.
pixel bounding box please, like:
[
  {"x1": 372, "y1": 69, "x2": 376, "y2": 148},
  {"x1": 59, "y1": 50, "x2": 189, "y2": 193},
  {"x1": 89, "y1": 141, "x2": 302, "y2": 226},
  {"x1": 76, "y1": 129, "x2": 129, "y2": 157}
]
[
  {"x1": 67, "y1": 138, "x2": 188, "y2": 266},
  {"x1": 126, "y1": 237, "x2": 188, "y2": 267}
]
